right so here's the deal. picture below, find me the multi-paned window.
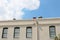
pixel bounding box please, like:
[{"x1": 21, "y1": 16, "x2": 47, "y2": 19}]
[
  {"x1": 49, "y1": 26, "x2": 56, "y2": 38},
  {"x1": 26, "y1": 27, "x2": 32, "y2": 38},
  {"x1": 2, "y1": 27, "x2": 8, "y2": 38},
  {"x1": 14, "y1": 27, "x2": 20, "y2": 38}
]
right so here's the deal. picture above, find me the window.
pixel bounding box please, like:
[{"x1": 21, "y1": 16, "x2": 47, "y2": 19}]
[
  {"x1": 14, "y1": 27, "x2": 20, "y2": 38},
  {"x1": 49, "y1": 26, "x2": 56, "y2": 38},
  {"x1": 26, "y1": 27, "x2": 32, "y2": 38},
  {"x1": 2, "y1": 27, "x2": 8, "y2": 38}
]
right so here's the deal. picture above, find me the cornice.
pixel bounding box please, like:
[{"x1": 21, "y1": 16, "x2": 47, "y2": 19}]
[{"x1": 0, "y1": 23, "x2": 36, "y2": 27}]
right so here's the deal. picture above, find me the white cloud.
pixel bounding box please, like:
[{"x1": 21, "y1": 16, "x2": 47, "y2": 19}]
[{"x1": 0, "y1": 0, "x2": 40, "y2": 20}]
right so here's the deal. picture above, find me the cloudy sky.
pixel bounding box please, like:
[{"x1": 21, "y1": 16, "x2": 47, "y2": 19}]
[{"x1": 0, "y1": 0, "x2": 60, "y2": 20}]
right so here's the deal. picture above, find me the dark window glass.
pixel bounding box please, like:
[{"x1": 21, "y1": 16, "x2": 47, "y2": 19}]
[
  {"x1": 49, "y1": 26, "x2": 56, "y2": 38},
  {"x1": 2, "y1": 27, "x2": 8, "y2": 38},
  {"x1": 26, "y1": 27, "x2": 32, "y2": 38},
  {"x1": 14, "y1": 27, "x2": 20, "y2": 38}
]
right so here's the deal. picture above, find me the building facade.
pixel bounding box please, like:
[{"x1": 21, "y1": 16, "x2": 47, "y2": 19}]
[{"x1": 0, "y1": 17, "x2": 60, "y2": 40}]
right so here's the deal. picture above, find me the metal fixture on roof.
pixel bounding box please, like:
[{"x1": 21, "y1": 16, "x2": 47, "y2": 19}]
[
  {"x1": 33, "y1": 17, "x2": 36, "y2": 21},
  {"x1": 38, "y1": 16, "x2": 43, "y2": 18},
  {"x1": 33, "y1": 17, "x2": 36, "y2": 19},
  {"x1": 13, "y1": 18, "x2": 16, "y2": 20}
]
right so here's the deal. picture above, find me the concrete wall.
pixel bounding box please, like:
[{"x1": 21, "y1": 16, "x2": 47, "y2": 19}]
[
  {"x1": 39, "y1": 25, "x2": 50, "y2": 40},
  {"x1": 0, "y1": 18, "x2": 60, "y2": 40},
  {"x1": 0, "y1": 20, "x2": 38, "y2": 40},
  {"x1": 38, "y1": 18, "x2": 60, "y2": 40},
  {"x1": 39, "y1": 24, "x2": 60, "y2": 40}
]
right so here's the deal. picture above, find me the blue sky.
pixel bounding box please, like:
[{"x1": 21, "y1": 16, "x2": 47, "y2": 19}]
[
  {"x1": 23, "y1": 0, "x2": 60, "y2": 19},
  {"x1": 0, "y1": 0, "x2": 60, "y2": 20}
]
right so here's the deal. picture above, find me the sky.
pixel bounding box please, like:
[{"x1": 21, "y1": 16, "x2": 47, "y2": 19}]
[
  {"x1": 23, "y1": 0, "x2": 60, "y2": 19},
  {"x1": 0, "y1": 0, "x2": 60, "y2": 20}
]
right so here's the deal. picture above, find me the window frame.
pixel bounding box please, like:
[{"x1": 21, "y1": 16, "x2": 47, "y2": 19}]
[
  {"x1": 2, "y1": 27, "x2": 8, "y2": 38},
  {"x1": 26, "y1": 27, "x2": 32, "y2": 38},
  {"x1": 49, "y1": 26, "x2": 56, "y2": 39},
  {"x1": 14, "y1": 27, "x2": 20, "y2": 38}
]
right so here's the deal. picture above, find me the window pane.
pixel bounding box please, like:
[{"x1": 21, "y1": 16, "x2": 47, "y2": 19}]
[
  {"x1": 50, "y1": 30, "x2": 55, "y2": 32},
  {"x1": 4, "y1": 29, "x2": 8, "y2": 34},
  {"x1": 14, "y1": 27, "x2": 20, "y2": 38},
  {"x1": 14, "y1": 34, "x2": 19, "y2": 38},
  {"x1": 27, "y1": 28, "x2": 32, "y2": 32},
  {"x1": 27, "y1": 33, "x2": 32, "y2": 38},
  {"x1": 49, "y1": 26, "x2": 56, "y2": 38},
  {"x1": 50, "y1": 28, "x2": 55, "y2": 31},
  {"x1": 15, "y1": 29, "x2": 20, "y2": 32},
  {"x1": 50, "y1": 31, "x2": 55, "y2": 33},
  {"x1": 50, "y1": 34, "x2": 55, "y2": 38},
  {"x1": 26, "y1": 27, "x2": 32, "y2": 38},
  {"x1": 2, "y1": 28, "x2": 8, "y2": 38},
  {"x1": 3, "y1": 34, "x2": 7, "y2": 38}
]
